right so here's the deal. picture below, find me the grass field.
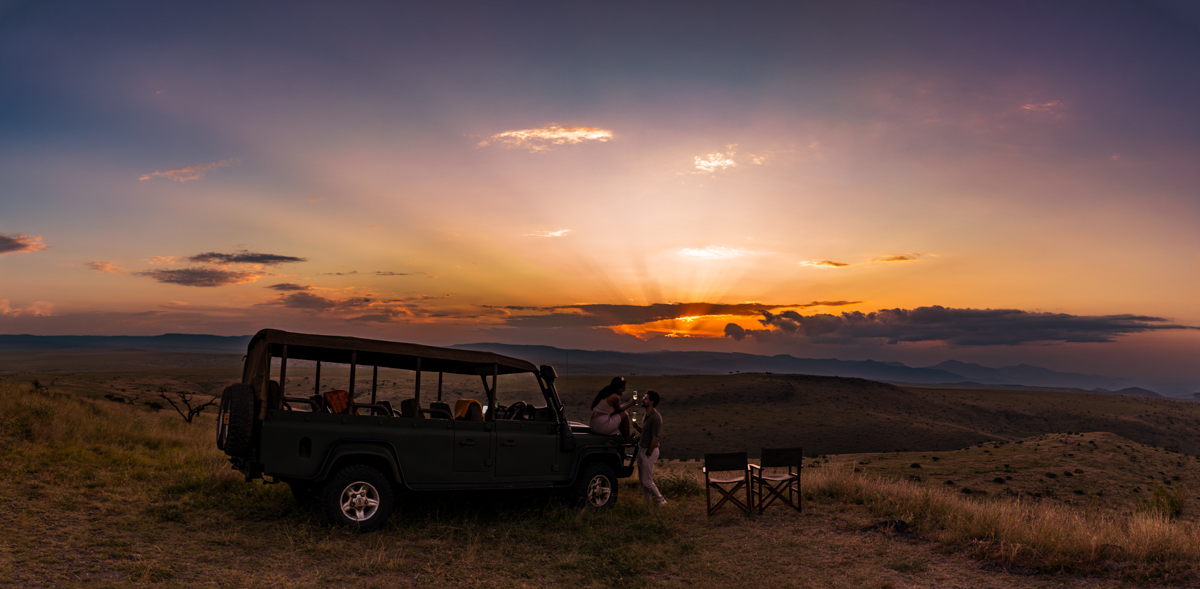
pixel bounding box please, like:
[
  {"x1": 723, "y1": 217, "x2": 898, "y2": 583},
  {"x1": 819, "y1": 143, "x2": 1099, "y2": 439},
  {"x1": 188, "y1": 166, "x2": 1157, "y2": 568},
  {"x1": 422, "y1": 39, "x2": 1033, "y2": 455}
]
[
  {"x1": 7, "y1": 361, "x2": 1200, "y2": 460},
  {"x1": 4, "y1": 368, "x2": 1200, "y2": 587}
]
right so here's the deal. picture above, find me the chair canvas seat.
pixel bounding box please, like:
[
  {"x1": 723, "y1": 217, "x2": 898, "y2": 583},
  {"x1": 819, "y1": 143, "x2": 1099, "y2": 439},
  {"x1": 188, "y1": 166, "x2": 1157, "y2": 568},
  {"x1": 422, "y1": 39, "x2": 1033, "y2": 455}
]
[
  {"x1": 704, "y1": 452, "x2": 750, "y2": 517},
  {"x1": 708, "y1": 476, "x2": 745, "y2": 484},
  {"x1": 750, "y1": 447, "x2": 802, "y2": 514},
  {"x1": 758, "y1": 473, "x2": 796, "y2": 482}
]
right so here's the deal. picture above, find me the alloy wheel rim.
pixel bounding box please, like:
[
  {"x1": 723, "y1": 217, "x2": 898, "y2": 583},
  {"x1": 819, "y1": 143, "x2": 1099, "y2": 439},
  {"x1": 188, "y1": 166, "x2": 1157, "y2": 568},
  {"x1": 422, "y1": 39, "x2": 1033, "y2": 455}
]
[
  {"x1": 587, "y1": 475, "x2": 611, "y2": 507},
  {"x1": 340, "y1": 481, "x2": 381, "y2": 521}
]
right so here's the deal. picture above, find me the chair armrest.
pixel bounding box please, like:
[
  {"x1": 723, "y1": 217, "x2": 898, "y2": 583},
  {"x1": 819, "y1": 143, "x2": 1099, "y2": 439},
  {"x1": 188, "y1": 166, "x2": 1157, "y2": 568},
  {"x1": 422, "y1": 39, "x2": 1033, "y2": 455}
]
[{"x1": 747, "y1": 464, "x2": 762, "y2": 471}]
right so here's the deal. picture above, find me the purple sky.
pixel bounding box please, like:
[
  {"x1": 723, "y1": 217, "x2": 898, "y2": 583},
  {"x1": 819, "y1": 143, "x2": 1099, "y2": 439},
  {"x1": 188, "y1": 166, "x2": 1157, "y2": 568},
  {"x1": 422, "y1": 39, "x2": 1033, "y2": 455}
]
[{"x1": 1, "y1": 1, "x2": 1197, "y2": 393}]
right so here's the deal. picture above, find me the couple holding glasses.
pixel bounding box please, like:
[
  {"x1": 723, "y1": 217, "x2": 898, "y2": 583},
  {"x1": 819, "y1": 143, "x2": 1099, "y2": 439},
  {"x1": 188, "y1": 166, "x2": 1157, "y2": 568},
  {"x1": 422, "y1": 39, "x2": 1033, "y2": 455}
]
[{"x1": 589, "y1": 376, "x2": 666, "y2": 506}]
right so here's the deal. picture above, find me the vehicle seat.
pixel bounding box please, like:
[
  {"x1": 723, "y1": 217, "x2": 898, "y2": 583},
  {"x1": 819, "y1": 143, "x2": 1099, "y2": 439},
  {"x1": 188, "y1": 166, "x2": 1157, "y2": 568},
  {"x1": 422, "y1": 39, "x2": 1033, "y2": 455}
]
[
  {"x1": 322, "y1": 389, "x2": 354, "y2": 414},
  {"x1": 376, "y1": 400, "x2": 395, "y2": 417},
  {"x1": 429, "y1": 402, "x2": 453, "y2": 419},
  {"x1": 454, "y1": 399, "x2": 484, "y2": 421},
  {"x1": 400, "y1": 398, "x2": 423, "y2": 419}
]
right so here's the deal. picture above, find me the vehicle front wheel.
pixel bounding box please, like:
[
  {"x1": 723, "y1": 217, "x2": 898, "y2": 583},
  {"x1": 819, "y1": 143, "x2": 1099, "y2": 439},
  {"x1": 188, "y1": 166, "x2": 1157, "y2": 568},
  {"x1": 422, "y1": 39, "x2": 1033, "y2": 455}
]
[
  {"x1": 573, "y1": 462, "x2": 618, "y2": 509},
  {"x1": 321, "y1": 465, "x2": 395, "y2": 531}
]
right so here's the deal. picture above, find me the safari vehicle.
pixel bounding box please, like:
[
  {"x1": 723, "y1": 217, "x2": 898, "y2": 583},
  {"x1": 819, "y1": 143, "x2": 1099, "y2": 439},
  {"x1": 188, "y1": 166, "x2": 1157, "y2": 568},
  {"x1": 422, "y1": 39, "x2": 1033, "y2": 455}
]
[{"x1": 216, "y1": 329, "x2": 635, "y2": 530}]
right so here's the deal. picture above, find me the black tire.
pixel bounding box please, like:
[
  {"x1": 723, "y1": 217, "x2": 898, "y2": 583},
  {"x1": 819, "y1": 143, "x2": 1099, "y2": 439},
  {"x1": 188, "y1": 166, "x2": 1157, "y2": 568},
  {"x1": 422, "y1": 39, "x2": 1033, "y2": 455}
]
[
  {"x1": 216, "y1": 383, "x2": 255, "y2": 457},
  {"x1": 573, "y1": 462, "x2": 618, "y2": 510},
  {"x1": 321, "y1": 465, "x2": 394, "y2": 531}
]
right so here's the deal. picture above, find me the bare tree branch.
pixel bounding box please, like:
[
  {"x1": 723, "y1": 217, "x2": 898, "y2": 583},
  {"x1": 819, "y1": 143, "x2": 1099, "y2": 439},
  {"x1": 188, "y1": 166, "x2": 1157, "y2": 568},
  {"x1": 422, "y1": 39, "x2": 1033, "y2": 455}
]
[{"x1": 158, "y1": 388, "x2": 218, "y2": 424}]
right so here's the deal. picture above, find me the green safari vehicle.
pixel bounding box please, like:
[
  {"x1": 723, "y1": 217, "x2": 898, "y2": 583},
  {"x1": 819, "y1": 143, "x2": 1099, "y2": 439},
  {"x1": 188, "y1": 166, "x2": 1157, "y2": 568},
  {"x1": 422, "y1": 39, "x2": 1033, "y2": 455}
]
[{"x1": 216, "y1": 329, "x2": 635, "y2": 530}]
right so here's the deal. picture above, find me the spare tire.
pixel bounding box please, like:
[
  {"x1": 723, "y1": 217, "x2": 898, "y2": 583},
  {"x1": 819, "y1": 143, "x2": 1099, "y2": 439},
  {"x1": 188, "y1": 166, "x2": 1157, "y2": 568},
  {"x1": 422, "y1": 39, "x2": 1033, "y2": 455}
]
[{"x1": 216, "y1": 383, "x2": 256, "y2": 457}]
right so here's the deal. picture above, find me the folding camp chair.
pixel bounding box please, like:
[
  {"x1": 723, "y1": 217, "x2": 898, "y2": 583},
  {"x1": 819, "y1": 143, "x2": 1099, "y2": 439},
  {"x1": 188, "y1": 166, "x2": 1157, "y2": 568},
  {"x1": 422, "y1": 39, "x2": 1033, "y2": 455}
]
[
  {"x1": 750, "y1": 447, "x2": 803, "y2": 514},
  {"x1": 703, "y1": 452, "x2": 751, "y2": 516}
]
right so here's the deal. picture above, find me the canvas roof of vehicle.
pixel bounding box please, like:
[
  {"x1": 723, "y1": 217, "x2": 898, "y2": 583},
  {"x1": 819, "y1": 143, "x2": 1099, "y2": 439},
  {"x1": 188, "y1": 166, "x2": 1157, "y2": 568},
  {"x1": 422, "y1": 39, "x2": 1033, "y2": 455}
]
[{"x1": 243, "y1": 328, "x2": 538, "y2": 379}]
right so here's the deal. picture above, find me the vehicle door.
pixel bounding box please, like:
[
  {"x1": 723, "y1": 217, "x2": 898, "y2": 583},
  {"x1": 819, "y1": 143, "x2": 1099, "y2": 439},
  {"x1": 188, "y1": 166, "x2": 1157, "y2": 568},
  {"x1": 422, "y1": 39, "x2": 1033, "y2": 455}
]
[
  {"x1": 494, "y1": 417, "x2": 559, "y2": 478},
  {"x1": 493, "y1": 375, "x2": 560, "y2": 479},
  {"x1": 452, "y1": 419, "x2": 495, "y2": 481}
]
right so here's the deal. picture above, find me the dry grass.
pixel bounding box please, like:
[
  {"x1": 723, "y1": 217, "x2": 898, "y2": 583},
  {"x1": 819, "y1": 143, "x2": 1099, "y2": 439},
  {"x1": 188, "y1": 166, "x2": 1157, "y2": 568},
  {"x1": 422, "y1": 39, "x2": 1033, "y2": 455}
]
[
  {"x1": 3, "y1": 376, "x2": 1199, "y2": 587},
  {"x1": 802, "y1": 464, "x2": 1200, "y2": 580}
]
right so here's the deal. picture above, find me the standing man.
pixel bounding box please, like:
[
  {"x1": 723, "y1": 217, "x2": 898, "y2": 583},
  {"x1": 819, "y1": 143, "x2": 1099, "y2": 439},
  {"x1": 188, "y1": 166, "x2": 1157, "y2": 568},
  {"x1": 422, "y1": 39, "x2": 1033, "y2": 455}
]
[{"x1": 637, "y1": 390, "x2": 666, "y2": 506}]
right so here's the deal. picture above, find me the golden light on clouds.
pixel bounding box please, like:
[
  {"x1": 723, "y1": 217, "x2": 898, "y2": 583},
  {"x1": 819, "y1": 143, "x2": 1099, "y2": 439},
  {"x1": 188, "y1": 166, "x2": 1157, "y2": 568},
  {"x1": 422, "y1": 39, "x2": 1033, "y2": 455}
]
[
  {"x1": 800, "y1": 260, "x2": 849, "y2": 269},
  {"x1": 139, "y1": 158, "x2": 238, "y2": 182},
  {"x1": 610, "y1": 314, "x2": 746, "y2": 340},
  {"x1": 694, "y1": 148, "x2": 738, "y2": 173},
  {"x1": 524, "y1": 229, "x2": 571, "y2": 237},
  {"x1": 478, "y1": 124, "x2": 613, "y2": 152}
]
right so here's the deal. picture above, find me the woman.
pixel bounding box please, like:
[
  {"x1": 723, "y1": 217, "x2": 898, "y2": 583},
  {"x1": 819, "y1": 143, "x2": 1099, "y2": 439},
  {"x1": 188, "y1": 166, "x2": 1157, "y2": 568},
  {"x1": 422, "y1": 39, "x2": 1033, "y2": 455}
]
[{"x1": 589, "y1": 376, "x2": 638, "y2": 443}]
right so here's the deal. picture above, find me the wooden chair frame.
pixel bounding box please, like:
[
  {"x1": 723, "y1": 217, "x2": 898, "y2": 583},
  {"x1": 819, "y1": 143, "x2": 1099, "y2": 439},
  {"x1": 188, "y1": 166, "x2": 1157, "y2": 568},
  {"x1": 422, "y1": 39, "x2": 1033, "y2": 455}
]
[
  {"x1": 749, "y1": 447, "x2": 803, "y2": 514},
  {"x1": 704, "y1": 452, "x2": 751, "y2": 516}
]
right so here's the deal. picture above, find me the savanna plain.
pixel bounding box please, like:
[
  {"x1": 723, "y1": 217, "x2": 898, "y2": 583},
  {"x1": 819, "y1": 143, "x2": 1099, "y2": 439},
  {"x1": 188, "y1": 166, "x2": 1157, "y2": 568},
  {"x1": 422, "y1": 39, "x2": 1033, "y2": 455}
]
[{"x1": 4, "y1": 350, "x2": 1200, "y2": 588}]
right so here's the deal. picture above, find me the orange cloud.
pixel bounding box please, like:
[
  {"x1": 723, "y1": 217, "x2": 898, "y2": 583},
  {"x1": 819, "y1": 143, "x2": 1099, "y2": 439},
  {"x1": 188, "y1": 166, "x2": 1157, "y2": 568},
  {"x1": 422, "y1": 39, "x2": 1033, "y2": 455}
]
[
  {"x1": 87, "y1": 261, "x2": 129, "y2": 275},
  {"x1": 871, "y1": 254, "x2": 921, "y2": 262},
  {"x1": 478, "y1": 124, "x2": 613, "y2": 152},
  {"x1": 0, "y1": 299, "x2": 53, "y2": 316},
  {"x1": 800, "y1": 260, "x2": 849, "y2": 269},
  {"x1": 139, "y1": 158, "x2": 238, "y2": 182},
  {"x1": 0, "y1": 233, "x2": 48, "y2": 255},
  {"x1": 524, "y1": 229, "x2": 571, "y2": 237}
]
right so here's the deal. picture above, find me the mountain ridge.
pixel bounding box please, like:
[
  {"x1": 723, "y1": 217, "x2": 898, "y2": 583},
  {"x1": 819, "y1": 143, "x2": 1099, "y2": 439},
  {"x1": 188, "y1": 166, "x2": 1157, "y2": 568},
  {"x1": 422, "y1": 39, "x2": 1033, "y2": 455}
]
[{"x1": 0, "y1": 333, "x2": 1166, "y2": 398}]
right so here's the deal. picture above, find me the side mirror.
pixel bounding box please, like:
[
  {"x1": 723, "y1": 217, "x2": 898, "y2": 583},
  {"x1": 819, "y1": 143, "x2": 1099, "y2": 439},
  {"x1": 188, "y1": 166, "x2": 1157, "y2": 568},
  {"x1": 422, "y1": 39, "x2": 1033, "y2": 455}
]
[{"x1": 539, "y1": 365, "x2": 558, "y2": 383}]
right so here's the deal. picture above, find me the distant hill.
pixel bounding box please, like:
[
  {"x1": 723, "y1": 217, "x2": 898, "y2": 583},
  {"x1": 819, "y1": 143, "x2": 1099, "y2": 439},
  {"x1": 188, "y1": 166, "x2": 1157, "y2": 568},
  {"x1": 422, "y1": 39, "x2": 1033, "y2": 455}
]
[
  {"x1": 931, "y1": 360, "x2": 1130, "y2": 390},
  {"x1": 549, "y1": 373, "x2": 1198, "y2": 458},
  {"x1": 453, "y1": 342, "x2": 1161, "y2": 398},
  {"x1": 0, "y1": 334, "x2": 1163, "y2": 397},
  {"x1": 0, "y1": 334, "x2": 251, "y2": 352}
]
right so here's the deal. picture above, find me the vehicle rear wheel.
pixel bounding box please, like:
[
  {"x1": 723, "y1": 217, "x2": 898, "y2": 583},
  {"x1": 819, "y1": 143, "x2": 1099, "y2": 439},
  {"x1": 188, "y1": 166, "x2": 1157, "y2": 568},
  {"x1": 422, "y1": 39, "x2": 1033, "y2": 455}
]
[
  {"x1": 321, "y1": 465, "x2": 394, "y2": 531},
  {"x1": 216, "y1": 383, "x2": 255, "y2": 456},
  {"x1": 573, "y1": 462, "x2": 618, "y2": 509}
]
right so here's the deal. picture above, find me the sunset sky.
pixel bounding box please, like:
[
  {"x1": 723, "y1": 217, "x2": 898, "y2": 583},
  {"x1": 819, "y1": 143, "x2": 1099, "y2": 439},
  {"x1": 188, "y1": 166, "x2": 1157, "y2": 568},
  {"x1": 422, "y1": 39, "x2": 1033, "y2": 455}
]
[{"x1": 1, "y1": 2, "x2": 1197, "y2": 393}]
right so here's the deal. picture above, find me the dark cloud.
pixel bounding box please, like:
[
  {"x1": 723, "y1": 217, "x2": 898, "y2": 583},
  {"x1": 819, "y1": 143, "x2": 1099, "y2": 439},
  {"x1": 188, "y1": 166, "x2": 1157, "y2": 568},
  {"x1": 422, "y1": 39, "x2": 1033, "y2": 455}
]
[
  {"x1": 0, "y1": 233, "x2": 48, "y2": 255},
  {"x1": 274, "y1": 292, "x2": 340, "y2": 310},
  {"x1": 268, "y1": 283, "x2": 311, "y2": 291},
  {"x1": 724, "y1": 323, "x2": 747, "y2": 341},
  {"x1": 320, "y1": 271, "x2": 359, "y2": 276},
  {"x1": 348, "y1": 312, "x2": 404, "y2": 323},
  {"x1": 373, "y1": 271, "x2": 409, "y2": 276},
  {"x1": 731, "y1": 306, "x2": 1196, "y2": 346},
  {"x1": 137, "y1": 268, "x2": 258, "y2": 287},
  {"x1": 265, "y1": 292, "x2": 376, "y2": 311},
  {"x1": 188, "y1": 250, "x2": 306, "y2": 265}
]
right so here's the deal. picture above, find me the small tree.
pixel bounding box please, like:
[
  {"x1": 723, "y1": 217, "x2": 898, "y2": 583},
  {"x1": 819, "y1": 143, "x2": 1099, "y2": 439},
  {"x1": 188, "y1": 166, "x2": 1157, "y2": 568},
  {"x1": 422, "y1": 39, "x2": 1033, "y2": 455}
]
[{"x1": 158, "y1": 388, "x2": 217, "y2": 424}]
